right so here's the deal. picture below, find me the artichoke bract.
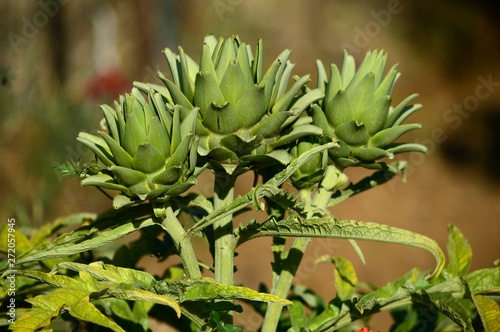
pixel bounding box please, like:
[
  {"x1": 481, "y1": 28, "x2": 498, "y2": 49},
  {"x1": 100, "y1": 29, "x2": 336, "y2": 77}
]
[
  {"x1": 77, "y1": 89, "x2": 199, "y2": 203},
  {"x1": 312, "y1": 50, "x2": 427, "y2": 169},
  {"x1": 135, "y1": 35, "x2": 324, "y2": 175}
]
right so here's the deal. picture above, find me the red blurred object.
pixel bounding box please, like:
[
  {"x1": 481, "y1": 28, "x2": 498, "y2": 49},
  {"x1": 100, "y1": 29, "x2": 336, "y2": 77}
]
[
  {"x1": 85, "y1": 67, "x2": 131, "y2": 100},
  {"x1": 356, "y1": 328, "x2": 380, "y2": 332}
]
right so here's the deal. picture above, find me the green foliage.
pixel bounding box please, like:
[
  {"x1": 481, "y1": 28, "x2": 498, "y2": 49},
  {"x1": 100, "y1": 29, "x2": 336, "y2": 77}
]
[
  {"x1": 301, "y1": 225, "x2": 500, "y2": 332},
  {"x1": 1, "y1": 35, "x2": 498, "y2": 332}
]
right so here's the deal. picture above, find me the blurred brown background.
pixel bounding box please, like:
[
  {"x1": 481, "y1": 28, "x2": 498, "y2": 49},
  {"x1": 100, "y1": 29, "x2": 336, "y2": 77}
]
[{"x1": 1, "y1": 0, "x2": 500, "y2": 330}]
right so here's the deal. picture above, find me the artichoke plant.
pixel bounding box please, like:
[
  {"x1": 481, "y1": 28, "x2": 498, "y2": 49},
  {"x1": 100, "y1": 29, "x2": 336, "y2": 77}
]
[
  {"x1": 135, "y1": 35, "x2": 324, "y2": 175},
  {"x1": 77, "y1": 88, "x2": 199, "y2": 203},
  {"x1": 312, "y1": 50, "x2": 426, "y2": 169}
]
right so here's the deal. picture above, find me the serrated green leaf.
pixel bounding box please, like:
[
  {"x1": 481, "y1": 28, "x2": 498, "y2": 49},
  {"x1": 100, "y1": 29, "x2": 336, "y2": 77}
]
[
  {"x1": 236, "y1": 215, "x2": 445, "y2": 281},
  {"x1": 182, "y1": 278, "x2": 291, "y2": 304},
  {"x1": 473, "y1": 294, "x2": 500, "y2": 332},
  {"x1": 0, "y1": 225, "x2": 31, "y2": 255},
  {"x1": 416, "y1": 287, "x2": 474, "y2": 332},
  {"x1": 94, "y1": 298, "x2": 152, "y2": 332},
  {"x1": 54, "y1": 261, "x2": 157, "y2": 288},
  {"x1": 29, "y1": 213, "x2": 96, "y2": 249},
  {"x1": 9, "y1": 268, "x2": 181, "y2": 331},
  {"x1": 447, "y1": 224, "x2": 472, "y2": 278},
  {"x1": 16, "y1": 218, "x2": 156, "y2": 265},
  {"x1": 12, "y1": 288, "x2": 126, "y2": 332},
  {"x1": 467, "y1": 267, "x2": 500, "y2": 293}
]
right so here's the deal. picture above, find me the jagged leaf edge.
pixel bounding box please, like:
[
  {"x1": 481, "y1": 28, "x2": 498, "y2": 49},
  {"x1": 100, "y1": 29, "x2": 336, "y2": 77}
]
[{"x1": 235, "y1": 215, "x2": 444, "y2": 282}]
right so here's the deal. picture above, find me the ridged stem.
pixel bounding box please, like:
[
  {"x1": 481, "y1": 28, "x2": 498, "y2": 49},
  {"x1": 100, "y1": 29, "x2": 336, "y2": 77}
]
[
  {"x1": 213, "y1": 171, "x2": 236, "y2": 322},
  {"x1": 158, "y1": 205, "x2": 202, "y2": 279},
  {"x1": 262, "y1": 166, "x2": 343, "y2": 332}
]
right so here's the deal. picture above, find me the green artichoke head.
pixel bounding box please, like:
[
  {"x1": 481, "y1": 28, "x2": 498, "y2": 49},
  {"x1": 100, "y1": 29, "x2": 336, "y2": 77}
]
[
  {"x1": 136, "y1": 35, "x2": 324, "y2": 175},
  {"x1": 313, "y1": 50, "x2": 427, "y2": 169},
  {"x1": 77, "y1": 88, "x2": 199, "y2": 202}
]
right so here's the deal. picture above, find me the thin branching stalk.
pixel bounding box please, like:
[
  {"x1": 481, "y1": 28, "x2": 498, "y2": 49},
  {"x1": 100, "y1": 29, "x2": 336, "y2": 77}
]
[
  {"x1": 262, "y1": 166, "x2": 342, "y2": 332},
  {"x1": 159, "y1": 205, "x2": 202, "y2": 279}
]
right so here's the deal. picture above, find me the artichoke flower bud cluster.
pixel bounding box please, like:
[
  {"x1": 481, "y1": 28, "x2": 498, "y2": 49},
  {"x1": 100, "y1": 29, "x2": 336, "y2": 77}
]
[
  {"x1": 77, "y1": 89, "x2": 199, "y2": 202},
  {"x1": 139, "y1": 35, "x2": 324, "y2": 175},
  {"x1": 312, "y1": 50, "x2": 427, "y2": 169}
]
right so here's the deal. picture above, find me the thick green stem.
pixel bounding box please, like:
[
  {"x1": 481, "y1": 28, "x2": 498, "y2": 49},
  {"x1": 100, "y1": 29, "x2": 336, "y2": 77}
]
[
  {"x1": 262, "y1": 166, "x2": 343, "y2": 332},
  {"x1": 213, "y1": 171, "x2": 236, "y2": 324},
  {"x1": 213, "y1": 171, "x2": 236, "y2": 286},
  {"x1": 160, "y1": 205, "x2": 202, "y2": 279}
]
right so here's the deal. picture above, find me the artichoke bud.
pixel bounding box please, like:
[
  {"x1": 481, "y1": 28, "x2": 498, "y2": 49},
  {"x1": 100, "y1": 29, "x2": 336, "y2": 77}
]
[
  {"x1": 77, "y1": 91, "x2": 199, "y2": 202},
  {"x1": 155, "y1": 35, "x2": 324, "y2": 175},
  {"x1": 290, "y1": 136, "x2": 328, "y2": 189},
  {"x1": 313, "y1": 50, "x2": 427, "y2": 169}
]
